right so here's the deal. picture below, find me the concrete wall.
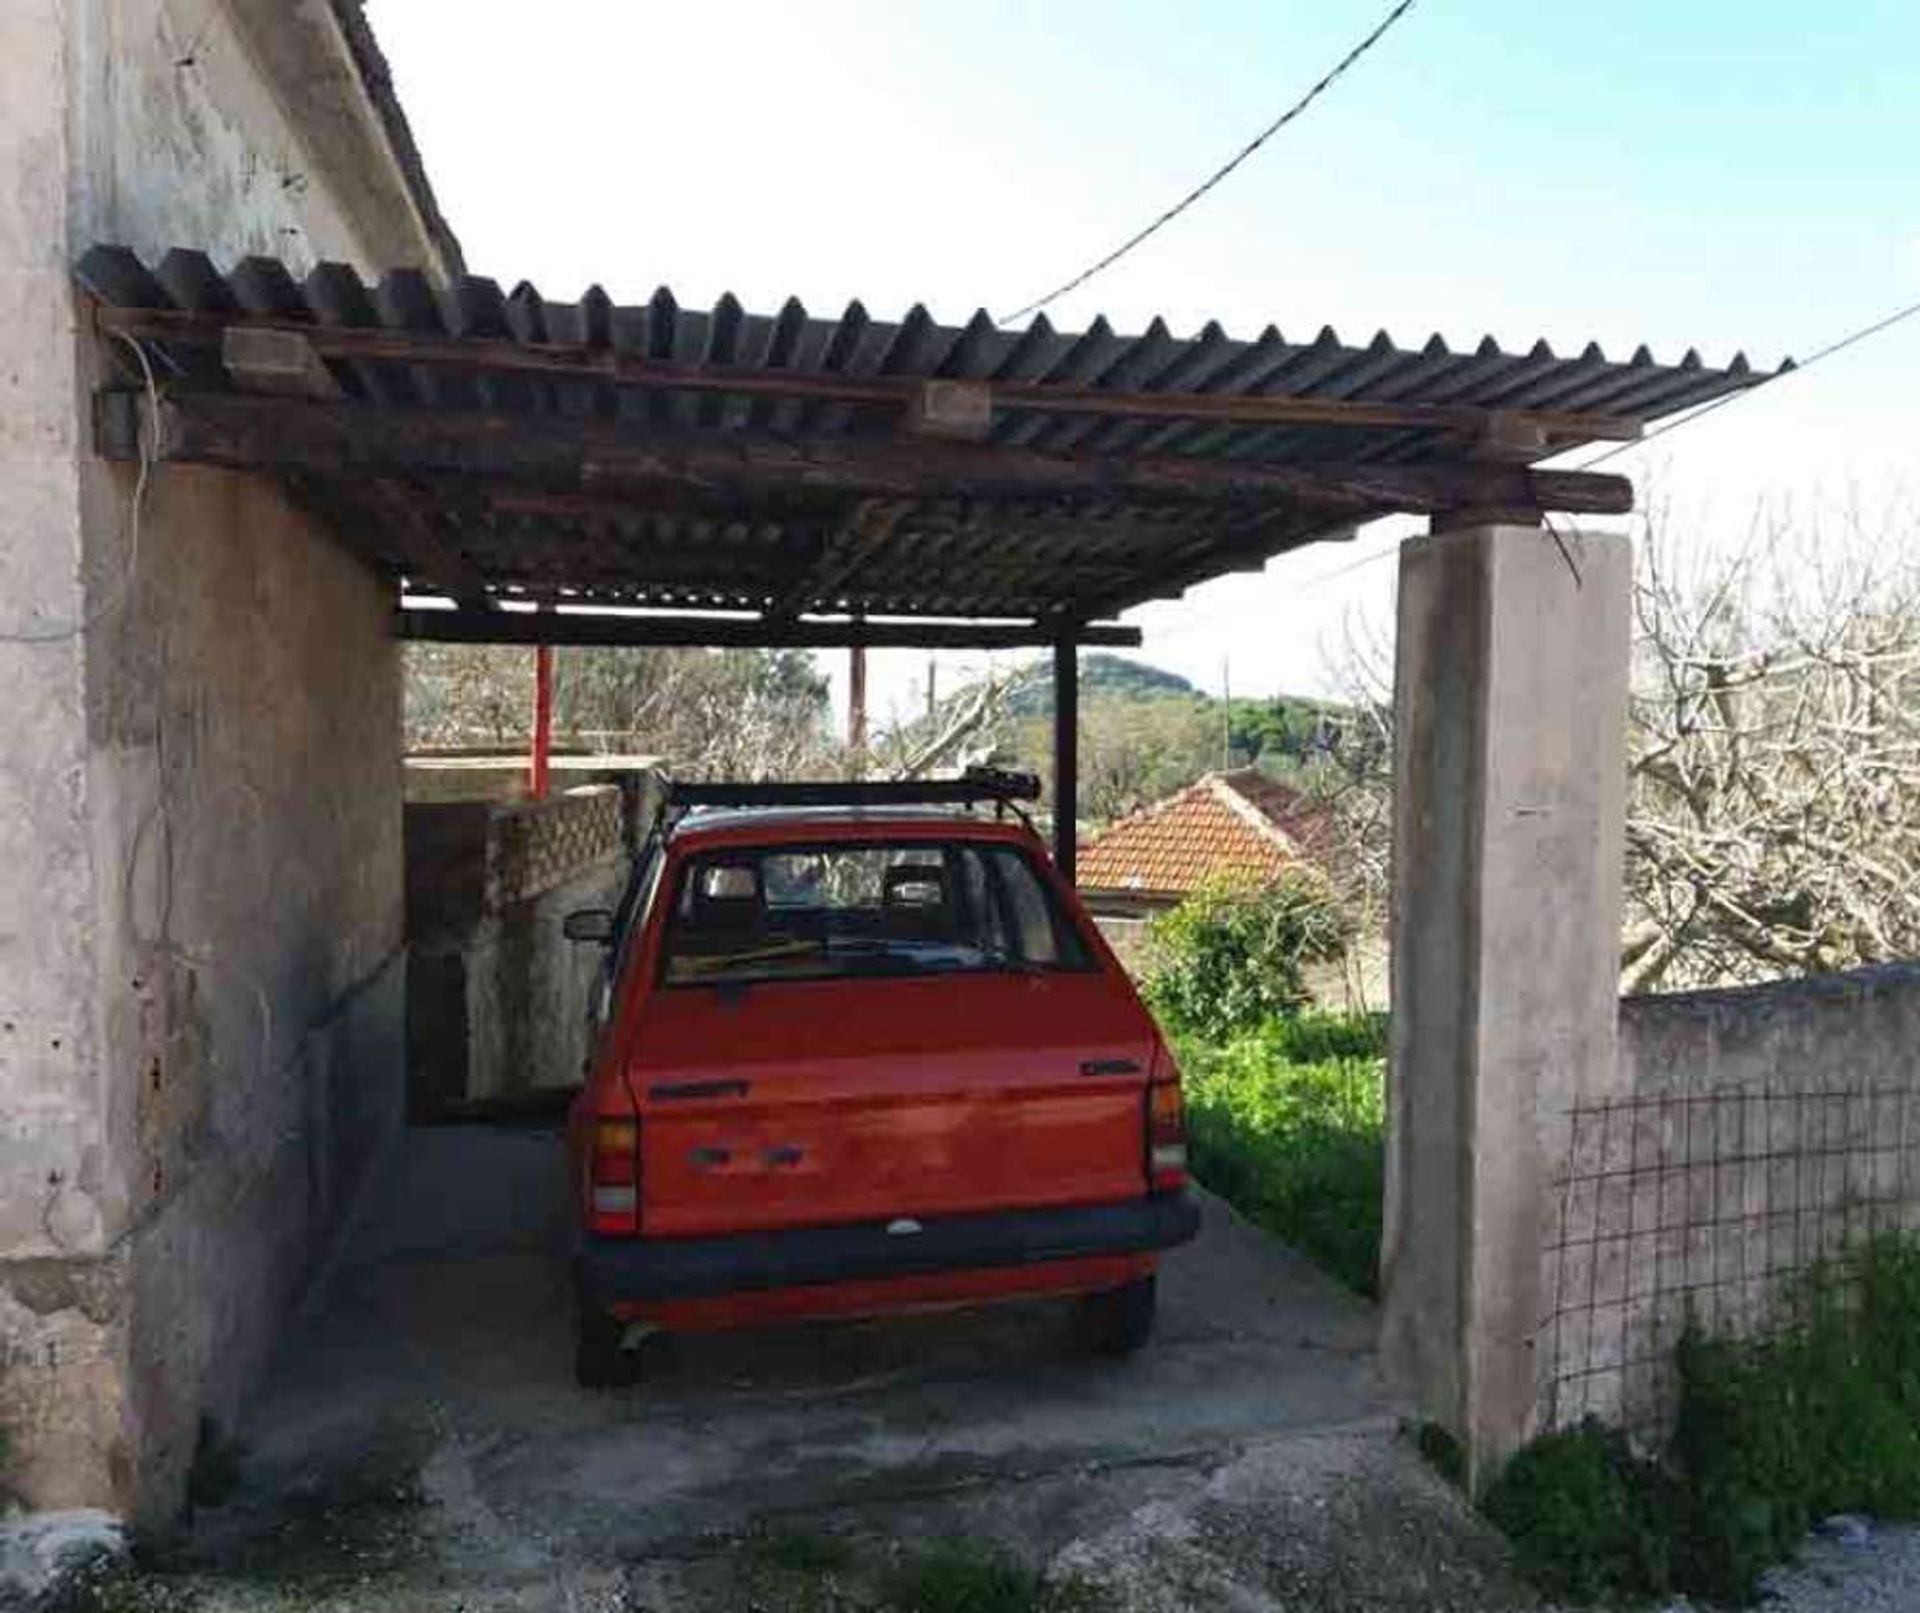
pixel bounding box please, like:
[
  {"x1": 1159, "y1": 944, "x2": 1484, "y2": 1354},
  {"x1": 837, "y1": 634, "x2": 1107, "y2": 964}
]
[
  {"x1": 1537, "y1": 961, "x2": 1920, "y2": 1434},
  {"x1": 406, "y1": 788, "x2": 630, "y2": 1115},
  {"x1": 0, "y1": 0, "x2": 449, "y2": 1517}
]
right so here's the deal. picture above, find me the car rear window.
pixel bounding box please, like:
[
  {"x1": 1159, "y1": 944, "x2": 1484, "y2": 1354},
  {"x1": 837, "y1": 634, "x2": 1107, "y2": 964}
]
[{"x1": 660, "y1": 840, "x2": 1093, "y2": 987}]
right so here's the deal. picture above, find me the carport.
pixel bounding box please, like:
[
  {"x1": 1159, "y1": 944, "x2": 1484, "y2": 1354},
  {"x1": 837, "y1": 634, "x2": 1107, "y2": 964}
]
[
  {"x1": 70, "y1": 244, "x2": 1769, "y2": 1500},
  {"x1": 77, "y1": 242, "x2": 1754, "y2": 884}
]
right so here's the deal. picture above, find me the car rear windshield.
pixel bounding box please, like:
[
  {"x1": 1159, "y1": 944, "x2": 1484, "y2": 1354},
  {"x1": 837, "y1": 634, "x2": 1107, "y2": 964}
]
[{"x1": 660, "y1": 840, "x2": 1094, "y2": 987}]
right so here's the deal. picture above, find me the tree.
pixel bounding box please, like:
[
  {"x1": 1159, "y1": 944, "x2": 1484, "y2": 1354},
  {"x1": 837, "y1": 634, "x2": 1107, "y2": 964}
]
[
  {"x1": 404, "y1": 643, "x2": 839, "y2": 778},
  {"x1": 1619, "y1": 510, "x2": 1920, "y2": 991},
  {"x1": 1314, "y1": 505, "x2": 1920, "y2": 994}
]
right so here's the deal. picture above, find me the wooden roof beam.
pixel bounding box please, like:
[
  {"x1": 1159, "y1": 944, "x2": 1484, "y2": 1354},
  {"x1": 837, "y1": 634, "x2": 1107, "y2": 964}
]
[
  {"x1": 397, "y1": 609, "x2": 1142, "y2": 651},
  {"x1": 97, "y1": 391, "x2": 1637, "y2": 519}
]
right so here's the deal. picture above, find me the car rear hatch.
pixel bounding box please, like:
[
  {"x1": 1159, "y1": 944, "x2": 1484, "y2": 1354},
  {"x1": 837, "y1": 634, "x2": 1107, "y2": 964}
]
[{"x1": 629, "y1": 971, "x2": 1155, "y2": 1237}]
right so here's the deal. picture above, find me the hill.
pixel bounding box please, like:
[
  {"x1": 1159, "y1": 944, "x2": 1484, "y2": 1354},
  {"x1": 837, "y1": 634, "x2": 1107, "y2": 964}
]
[{"x1": 1003, "y1": 653, "x2": 1197, "y2": 718}]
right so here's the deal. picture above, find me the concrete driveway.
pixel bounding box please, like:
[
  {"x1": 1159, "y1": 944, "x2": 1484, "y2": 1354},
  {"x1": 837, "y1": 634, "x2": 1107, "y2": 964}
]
[{"x1": 143, "y1": 1126, "x2": 1538, "y2": 1611}]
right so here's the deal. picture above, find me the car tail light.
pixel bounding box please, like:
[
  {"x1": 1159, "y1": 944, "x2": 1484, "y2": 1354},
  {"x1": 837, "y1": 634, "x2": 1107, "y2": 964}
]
[
  {"x1": 1145, "y1": 1053, "x2": 1188, "y2": 1192},
  {"x1": 588, "y1": 1115, "x2": 641, "y2": 1233}
]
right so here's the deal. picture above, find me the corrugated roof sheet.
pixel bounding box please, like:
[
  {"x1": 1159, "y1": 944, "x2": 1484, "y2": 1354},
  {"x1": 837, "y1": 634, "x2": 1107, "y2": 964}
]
[{"x1": 75, "y1": 245, "x2": 1782, "y2": 625}]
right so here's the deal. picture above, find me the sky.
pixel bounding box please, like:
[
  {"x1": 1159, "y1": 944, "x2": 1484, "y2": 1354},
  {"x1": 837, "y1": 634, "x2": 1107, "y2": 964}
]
[{"x1": 367, "y1": 0, "x2": 1920, "y2": 731}]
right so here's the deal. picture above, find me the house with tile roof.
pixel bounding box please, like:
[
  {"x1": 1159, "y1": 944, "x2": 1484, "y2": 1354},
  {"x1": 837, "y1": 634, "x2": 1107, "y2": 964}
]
[
  {"x1": 1080, "y1": 768, "x2": 1387, "y2": 1009},
  {"x1": 1077, "y1": 768, "x2": 1329, "y2": 918}
]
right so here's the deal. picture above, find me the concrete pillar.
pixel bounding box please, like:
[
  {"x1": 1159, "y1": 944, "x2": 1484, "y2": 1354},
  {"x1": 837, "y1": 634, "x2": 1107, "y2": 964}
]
[{"x1": 1378, "y1": 520, "x2": 1631, "y2": 1490}]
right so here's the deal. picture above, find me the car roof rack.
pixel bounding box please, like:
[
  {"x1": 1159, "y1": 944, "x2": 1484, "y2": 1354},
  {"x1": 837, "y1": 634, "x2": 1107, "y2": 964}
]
[{"x1": 667, "y1": 765, "x2": 1041, "y2": 814}]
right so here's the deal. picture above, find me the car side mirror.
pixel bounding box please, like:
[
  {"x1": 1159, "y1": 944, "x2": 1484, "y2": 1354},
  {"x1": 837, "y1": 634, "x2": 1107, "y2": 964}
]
[{"x1": 563, "y1": 909, "x2": 615, "y2": 945}]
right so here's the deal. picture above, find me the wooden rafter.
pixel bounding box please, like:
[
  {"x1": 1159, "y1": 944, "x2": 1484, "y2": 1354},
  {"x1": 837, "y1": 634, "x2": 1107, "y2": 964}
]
[
  {"x1": 397, "y1": 609, "x2": 1142, "y2": 651},
  {"x1": 96, "y1": 392, "x2": 1636, "y2": 518}
]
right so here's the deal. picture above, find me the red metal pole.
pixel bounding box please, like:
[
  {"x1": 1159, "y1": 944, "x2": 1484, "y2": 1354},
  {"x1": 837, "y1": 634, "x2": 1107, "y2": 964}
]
[{"x1": 529, "y1": 643, "x2": 553, "y2": 799}]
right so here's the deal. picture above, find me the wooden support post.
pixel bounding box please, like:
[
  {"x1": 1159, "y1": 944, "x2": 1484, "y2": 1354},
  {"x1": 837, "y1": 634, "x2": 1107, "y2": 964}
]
[
  {"x1": 1054, "y1": 635, "x2": 1079, "y2": 884},
  {"x1": 530, "y1": 643, "x2": 554, "y2": 800},
  {"x1": 848, "y1": 643, "x2": 869, "y2": 772}
]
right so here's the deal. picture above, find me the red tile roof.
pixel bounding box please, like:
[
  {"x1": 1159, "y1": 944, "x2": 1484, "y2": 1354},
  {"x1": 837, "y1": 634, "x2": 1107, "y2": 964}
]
[{"x1": 1077, "y1": 769, "x2": 1325, "y2": 901}]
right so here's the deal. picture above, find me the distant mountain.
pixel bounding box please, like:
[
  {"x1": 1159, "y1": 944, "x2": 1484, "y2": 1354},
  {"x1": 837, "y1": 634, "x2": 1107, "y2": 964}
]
[{"x1": 1004, "y1": 653, "x2": 1198, "y2": 718}]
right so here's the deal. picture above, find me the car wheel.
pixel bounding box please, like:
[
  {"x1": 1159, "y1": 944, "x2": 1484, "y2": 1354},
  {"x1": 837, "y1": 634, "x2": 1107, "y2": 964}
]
[
  {"x1": 574, "y1": 1304, "x2": 642, "y2": 1389},
  {"x1": 1077, "y1": 1275, "x2": 1156, "y2": 1357}
]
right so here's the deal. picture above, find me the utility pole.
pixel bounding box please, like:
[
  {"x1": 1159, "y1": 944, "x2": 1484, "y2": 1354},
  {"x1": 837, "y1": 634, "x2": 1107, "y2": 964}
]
[{"x1": 1220, "y1": 656, "x2": 1232, "y2": 771}]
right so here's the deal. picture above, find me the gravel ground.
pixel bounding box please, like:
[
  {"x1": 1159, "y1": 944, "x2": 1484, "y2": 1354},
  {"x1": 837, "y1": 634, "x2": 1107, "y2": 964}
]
[{"x1": 1700, "y1": 1521, "x2": 1920, "y2": 1613}]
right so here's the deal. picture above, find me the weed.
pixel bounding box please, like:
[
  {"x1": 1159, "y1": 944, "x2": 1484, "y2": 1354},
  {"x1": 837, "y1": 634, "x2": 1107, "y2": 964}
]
[
  {"x1": 1171, "y1": 1013, "x2": 1386, "y2": 1295},
  {"x1": 879, "y1": 1540, "x2": 1099, "y2": 1613},
  {"x1": 1481, "y1": 1420, "x2": 1672, "y2": 1602},
  {"x1": 1484, "y1": 1233, "x2": 1920, "y2": 1605},
  {"x1": 1411, "y1": 1420, "x2": 1464, "y2": 1487},
  {"x1": 751, "y1": 1525, "x2": 857, "y2": 1576},
  {"x1": 1669, "y1": 1235, "x2": 1920, "y2": 1600}
]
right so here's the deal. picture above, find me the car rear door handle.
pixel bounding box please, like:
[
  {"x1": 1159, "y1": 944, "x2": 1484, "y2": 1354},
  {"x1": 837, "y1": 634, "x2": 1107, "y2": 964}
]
[
  {"x1": 1080, "y1": 1058, "x2": 1141, "y2": 1077},
  {"x1": 763, "y1": 1145, "x2": 803, "y2": 1167},
  {"x1": 690, "y1": 1145, "x2": 731, "y2": 1167}
]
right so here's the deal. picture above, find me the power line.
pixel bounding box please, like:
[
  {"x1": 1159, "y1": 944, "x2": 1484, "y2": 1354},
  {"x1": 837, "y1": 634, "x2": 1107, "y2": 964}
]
[
  {"x1": 997, "y1": 0, "x2": 1420, "y2": 326},
  {"x1": 1576, "y1": 290, "x2": 1920, "y2": 469}
]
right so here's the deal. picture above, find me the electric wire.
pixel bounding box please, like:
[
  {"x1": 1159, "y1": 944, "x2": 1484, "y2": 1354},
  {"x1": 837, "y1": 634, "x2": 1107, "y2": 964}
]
[
  {"x1": 997, "y1": 0, "x2": 1419, "y2": 325},
  {"x1": 0, "y1": 333, "x2": 160, "y2": 643},
  {"x1": 1144, "y1": 287, "x2": 1920, "y2": 643},
  {"x1": 1575, "y1": 291, "x2": 1920, "y2": 470}
]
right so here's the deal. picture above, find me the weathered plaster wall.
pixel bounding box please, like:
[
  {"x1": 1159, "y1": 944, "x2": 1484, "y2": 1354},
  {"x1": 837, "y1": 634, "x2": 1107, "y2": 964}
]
[
  {"x1": 405, "y1": 789, "x2": 631, "y2": 1114},
  {"x1": 1536, "y1": 962, "x2": 1920, "y2": 1434},
  {"x1": 1, "y1": 0, "x2": 448, "y2": 1516}
]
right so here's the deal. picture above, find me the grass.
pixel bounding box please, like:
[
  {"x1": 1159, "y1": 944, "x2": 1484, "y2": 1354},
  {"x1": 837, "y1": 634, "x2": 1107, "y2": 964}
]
[
  {"x1": 878, "y1": 1541, "x2": 1099, "y2": 1613},
  {"x1": 1171, "y1": 1011, "x2": 1387, "y2": 1296},
  {"x1": 1483, "y1": 1233, "x2": 1920, "y2": 1605}
]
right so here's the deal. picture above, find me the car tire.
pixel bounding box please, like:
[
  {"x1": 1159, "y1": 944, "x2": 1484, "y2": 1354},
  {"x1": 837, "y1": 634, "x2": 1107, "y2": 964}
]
[
  {"x1": 574, "y1": 1304, "x2": 642, "y2": 1389},
  {"x1": 1077, "y1": 1275, "x2": 1156, "y2": 1357}
]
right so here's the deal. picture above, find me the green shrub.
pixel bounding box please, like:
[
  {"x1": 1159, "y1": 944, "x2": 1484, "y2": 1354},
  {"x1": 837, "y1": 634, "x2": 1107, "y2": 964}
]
[
  {"x1": 1142, "y1": 871, "x2": 1351, "y2": 1039},
  {"x1": 1485, "y1": 1234, "x2": 1920, "y2": 1605},
  {"x1": 1482, "y1": 1420, "x2": 1673, "y2": 1601},
  {"x1": 1172, "y1": 1013, "x2": 1386, "y2": 1295},
  {"x1": 1670, "y1": 1236, "x2": 1920, "y2": 1600}
]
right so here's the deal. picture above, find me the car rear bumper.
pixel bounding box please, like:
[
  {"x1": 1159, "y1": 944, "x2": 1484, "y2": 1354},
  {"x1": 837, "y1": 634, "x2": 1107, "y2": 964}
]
[{"x1": 577, "y1": 1192, "x2": 1200, "y2": 1307}]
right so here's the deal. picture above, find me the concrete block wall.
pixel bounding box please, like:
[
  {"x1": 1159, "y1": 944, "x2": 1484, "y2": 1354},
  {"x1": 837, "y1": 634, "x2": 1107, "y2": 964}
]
[
  {"x1": 406, "y1": 788, "x2": 631, "y2": 1114},
  {"x1": 1536, "y1": 960, "x2": 1920, "y2": 1436}
]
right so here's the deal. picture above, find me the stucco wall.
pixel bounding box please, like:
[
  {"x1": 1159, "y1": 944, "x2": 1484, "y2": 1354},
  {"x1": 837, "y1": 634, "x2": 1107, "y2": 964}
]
[
  {"x1": 1536, "y1": 962, "x2": 1920, "y2": 1435},
  {"x1": 0, "y1": 0, "x2": 446, "y2": 1516},
  {"x1": 406, "y1": 789, "x2": 632, "y2": 1115}
]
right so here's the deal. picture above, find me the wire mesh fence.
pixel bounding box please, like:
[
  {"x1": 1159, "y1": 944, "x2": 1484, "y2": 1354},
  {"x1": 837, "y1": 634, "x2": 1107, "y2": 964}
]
[{"x1": 1537, "y1": 1083, "x2": 1920, "y2": 1437}]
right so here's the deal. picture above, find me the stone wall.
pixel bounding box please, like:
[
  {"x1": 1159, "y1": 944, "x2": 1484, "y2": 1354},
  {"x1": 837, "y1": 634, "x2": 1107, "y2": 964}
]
[
  {"x1": 0, "y1": 0, "x2": 449, "y2": 1518},
  {"x1": 1536, "y1": 962, "x2": 1920, "y2": 1436},
  {"x1": 407, "y1": 787, "x2": 635, "y2": 1115}
]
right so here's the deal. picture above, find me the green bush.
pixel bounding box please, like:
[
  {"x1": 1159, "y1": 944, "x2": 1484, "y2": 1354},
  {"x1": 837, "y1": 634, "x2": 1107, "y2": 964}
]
[
  {"x1": 1484, "y1": 1234, "x2": 1920, "y2": 1605},
  {"x1": 1172, "y1": 1013, "x2": 1386, "y2": 1295},
  {"x1": 1482, "y1": 1420, "x2": 1673, "y2": 1601},
  {"x1": 1142, "y1": 872, "x2": 1351, "y2": 1040},
  {"x1": 1669, "y1": 1236, "x2": 1920, "y2": 1600}
]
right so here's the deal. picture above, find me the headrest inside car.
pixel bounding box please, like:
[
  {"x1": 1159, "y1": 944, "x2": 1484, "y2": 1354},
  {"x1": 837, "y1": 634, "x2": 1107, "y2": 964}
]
[
  {"x1": 698, "y1": 863, "x2": 761, "y2": 904},
  {"x1": 883, "y1": 866, "x2": 947, "y2": 908}
]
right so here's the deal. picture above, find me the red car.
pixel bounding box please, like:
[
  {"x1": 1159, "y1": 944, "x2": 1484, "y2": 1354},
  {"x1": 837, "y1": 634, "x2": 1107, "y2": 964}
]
[{"x1": 563, "y1": 771, "x2": 1199, "y2": 1388}]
